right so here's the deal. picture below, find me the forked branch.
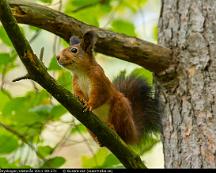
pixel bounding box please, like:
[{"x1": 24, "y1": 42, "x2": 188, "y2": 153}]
[
  {"x1": 9, "y1": 0, "x2": 173, "y2": 73},
  {"x1": 0, "y1": 0, "x2": 146, "y2": 169}
]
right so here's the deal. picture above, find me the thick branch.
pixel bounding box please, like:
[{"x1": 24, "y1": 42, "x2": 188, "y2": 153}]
[
  {"x1": 8, "y1": 0, "x2": 173, "y2": 73},
  {"x1": 0, "y1": 0, "x2": 146, "y2": 169}
]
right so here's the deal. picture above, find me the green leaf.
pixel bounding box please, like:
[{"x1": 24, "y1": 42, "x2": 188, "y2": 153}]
[
  {"x1": 130, "y1": 68, "x2": 153, "y2": 85},
  {"x1": 0, "y1": 135, "x2": 19, "y2": 154},
  {"x1": 0, "y1": 91, "x2": 10, "y2": 110},
  {"x1": 111, "y1": 19, "x2": 136, "y2": 36},
  {"x1": 71, "y1": 124, "x2": 87, "y2": 134},
  {"x1": 73, "y1": 10, "x2": 99, "y2": 26},
  {"x1": 72, "y1": 0, "x2": 98, "y2": 7},
  {"x1": 42, "y1": 156, "x2": 65, "y2": 168},
  {"x1": 102, "y1": 153, "x2": 121, "y2": 168},
  {"x1": 0, "y1": 53, "x2": 11, "y2": 65},
  {"x1": 153, "y1": 24, "x2": 158, "y2": 41},
  {"x1": 65, "y1": 0, "x2": 101, "y2": 27},
  {"x1": 2, "y1": 97, "x2": 47, "y2": 125},
  {"x1": 38, "y1": 0, "x2": 52, "y2": 3},
  {"x1": 57, "y1": 71, "x2": 72, "y2": 90},
  {"x1": 38, "y1": 145, "x2": 53, "y2": 157},
  {"x1": 48, "y1": 56, "x2": 61, "y2": 71},
  {"x1": 0, "y1": 157, "x2": 17, "y2": 168},
  {"x1": 119, "y1": 0, "x2": 148, "y2": 13},
  {"x1": 30, "y1": 105, "x2": 52, "y2": 116},
  {"x1": 82, "y1": 148, "x2": 118, "y2": 168},
  {"x1": 50, "y1": 105, "x2": 67, "y2": 120},
  {"x1": 0, "y1": 27, "x2": 12, "y2": 46}
]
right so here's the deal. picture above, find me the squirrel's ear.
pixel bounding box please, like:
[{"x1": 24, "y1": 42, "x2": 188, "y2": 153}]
[
  {"x1": 70, "y1": 36, "x2": 80, "y2": 45},
  {"x1": 80, "y1": 31, "x2": 97, "y2": 55}
]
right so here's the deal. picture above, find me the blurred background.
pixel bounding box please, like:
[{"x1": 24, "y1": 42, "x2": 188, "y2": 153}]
[{"x1": 0, "y1": 0, "x2": 163, "y2": 168}]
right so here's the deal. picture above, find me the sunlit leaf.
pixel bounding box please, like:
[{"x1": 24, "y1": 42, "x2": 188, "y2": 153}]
[
  {"x1": 0, "y1": 157, "x2": 17, "y2": 168},
  {"x1": 50, "y1": 105, "x2": 67, "y2": 120},
  {"x1": 135, "y1": 134, "x2": 160, "y2": 154},
  {"x1": 71, "y1": 0, "x2": 98, "y2": 7},
  {"x1": 101, "y1": 153, "x2": 121, "y2": 168},
  {"x1": 3, "y1": 97, "x2": 48, "y2": 124},
  {"x1": 0, "y1": 27, "x2": 12, "y2": 46},
  {"x1": 82, "y1": 148, "x2": 119, "y2": 168},
  {"x1": 130, "y1": 68, "x2": 153, "y2": 85},
  {"x1": 111, "y1": 19, "x2": 136, "y2": 36},
  {"x1": 38, "y1": 0, "x2": 52, "y2": 4},
  {"x1": 0, "y1": 53, "x2": 11, "y2": 65},
  {"x1": 0, "y1": 91, "x2": 10, "y2": 110},
  {"x1": 57, "y1": 71, "x2": 72, "y2": 90},
  {"x1": 71, "y1": 123, "x2": 87, "y2": 134},
  {"x1": 48, "y1": 56, "x2": 61, "y2": 71},
  {"x1": 30, "y1": 105, "x2": 52, "y2": 116},
  {"x1": 153, "y1": 24, "x2": 158, "y2": 41},
  {"x1": 38, "y1": 145, "x2": 53, "y2": 157},
  {"x1": 0, "y1": 135, "x2": 19, "y2": 154},
  {"x1": 42, "y1": 156, "x2": 65, "y2": 168}
]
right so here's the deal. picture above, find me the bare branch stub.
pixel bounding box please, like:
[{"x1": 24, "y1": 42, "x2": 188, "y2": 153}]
[{"x1": 12, "y1": 74, "x2": 30, "y2": 82}]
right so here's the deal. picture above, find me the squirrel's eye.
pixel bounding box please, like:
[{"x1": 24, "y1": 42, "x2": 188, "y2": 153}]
[{"x1": 70, "y1": 47, "x2": 77, "y2": 53}]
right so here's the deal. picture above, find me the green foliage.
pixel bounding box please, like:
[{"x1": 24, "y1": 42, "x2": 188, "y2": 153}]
[
  {"x1": 42, "y1": 156, "x2": 66, "y2": 168},
  {"x1": 0, "y1": 53, "x2": 11, "y2": 65},
  {"x1": 0, "y1": 157, "x2": 17, "y2": 168},
  {"x1": 0, "y1": 91, "x2": 10, "y2": 110},
  {"x1": 130, "y1": 67, "x2": 153, "y2": 85},
  {"x1": 38, "y1": 145, "x2": 54, "y2": 157},
  {"x1": 57, "y1": 71, "x2": 72, "y2": 90},
  {"x1": 0, "y1": 26, "x2": 12, "y2": 46},
  {"x1": 48, "y1": 56, "x2": 62, "y2": 71},
  {"x1": 153, "y1": 24, "x2": 158, "y2": 41},
  {"x1": 0, "y1": 134, "x2": 19, "y2": 154},
  {"x1": 71, "y1": 123, "x2": 87, "y2": 134},
  {"x1": 111, "y1": 19, "x2": 136, "y2": 36},
  {"x1": 82, "y1": 148, "x2": 121, "y2": 168},
  {"x1": 38, "y1": 0, "x2": 53, "y2": 4}
]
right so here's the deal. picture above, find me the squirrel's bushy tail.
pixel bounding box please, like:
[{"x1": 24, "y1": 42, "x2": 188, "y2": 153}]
[{"x1": 113, "y1": 71, "x2": 161, "y2": 140}]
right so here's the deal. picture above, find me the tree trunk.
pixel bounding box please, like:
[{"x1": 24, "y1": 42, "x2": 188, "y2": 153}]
[{"x1": 158, "y1": 0, "x2": 216, "y2": 168}]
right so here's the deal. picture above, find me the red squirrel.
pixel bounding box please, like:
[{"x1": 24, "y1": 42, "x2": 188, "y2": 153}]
[{"x1": 56, "y1": 31, "x2": 160, "y2": 145}]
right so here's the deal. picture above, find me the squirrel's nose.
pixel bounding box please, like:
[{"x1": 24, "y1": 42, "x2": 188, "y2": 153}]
[{"x1": 56, "y1": 55, "x2": 60, "y2": 61}]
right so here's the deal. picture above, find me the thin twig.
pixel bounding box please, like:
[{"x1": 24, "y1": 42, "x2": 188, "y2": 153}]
[
  {"x1": 39, "y1": 47, "x2": 44, "y2": 62},
  {"x1": 72, "y1": 120, "x2": 98, "y2": 166},
  {"x1": 29, "y1": 30, "x2": 42, "y2": 43},
  {"x1": 12, "y1": 74, "x2": 30, "y2": 82},
  {"x1": 52, "y1": 123, "x2": 73, "y2": 153}
]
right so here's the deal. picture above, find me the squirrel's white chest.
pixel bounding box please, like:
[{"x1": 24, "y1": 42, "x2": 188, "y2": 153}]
[
  {"x1": 77, "y1": 74, "x2": 91, "y2": 98},
  {"x1": 74, "y1": 71, "x2": 110, "y2": 122}
]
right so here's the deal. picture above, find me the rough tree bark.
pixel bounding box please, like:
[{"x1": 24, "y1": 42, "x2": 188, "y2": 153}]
[
  {"x1": 159, "y1": 0, "x2": 216, "y2": 168},
  {"x1": 2, "y1": 0, "x2": 216, "y2": 169}
]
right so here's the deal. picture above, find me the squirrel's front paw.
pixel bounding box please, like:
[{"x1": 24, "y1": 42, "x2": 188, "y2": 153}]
[
  {"x1": 83, "y1": 102, "x2": 93, "y2": 112},
  {"x1": 76, "y1": 96, "x2": 86, "y2": 105},
  {"x1": 107, "y1": 123, "x2": 115, "y2": 130}
]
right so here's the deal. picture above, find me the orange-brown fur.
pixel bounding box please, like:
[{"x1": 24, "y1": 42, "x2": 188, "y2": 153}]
[{"x1": 57, "y1": 32, "x2": 139, "y2": 144}]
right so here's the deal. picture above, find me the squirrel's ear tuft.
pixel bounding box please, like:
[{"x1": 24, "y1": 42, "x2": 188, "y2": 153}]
[
  {"x1": 80, "y1": 30, "x2": 97, "y2": 55},
  {"x1": 70, "y1": 36, "x2": 80, "y2": 45}
]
